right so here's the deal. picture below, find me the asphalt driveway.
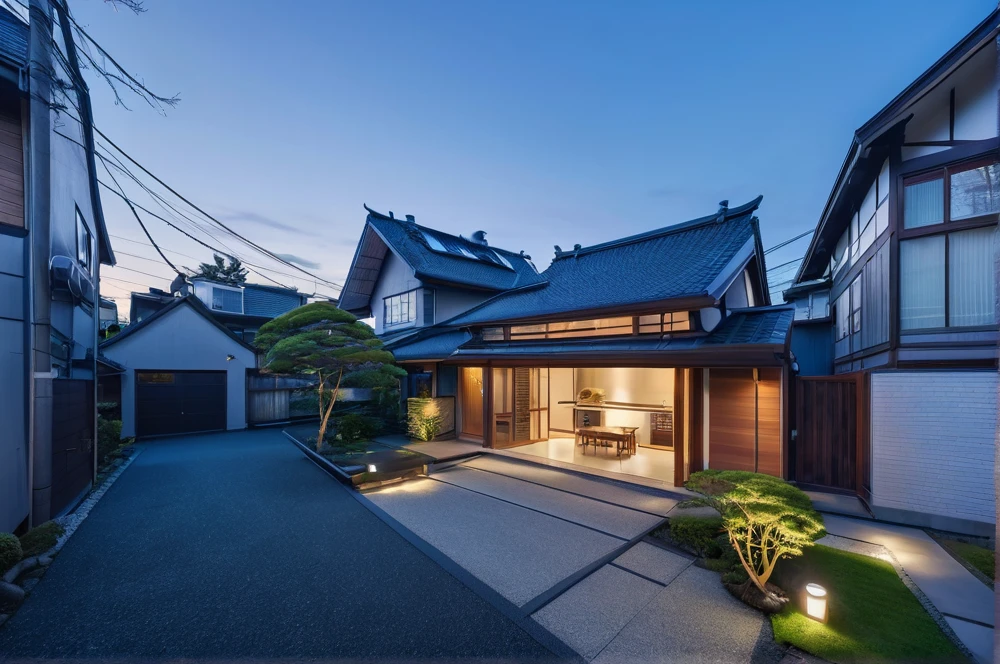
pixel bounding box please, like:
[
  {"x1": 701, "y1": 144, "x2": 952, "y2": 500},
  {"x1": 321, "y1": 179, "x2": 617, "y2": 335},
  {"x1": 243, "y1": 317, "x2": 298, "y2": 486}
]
[{"x1": 0, "y1": 429, "x2": 558, "y2": 659}]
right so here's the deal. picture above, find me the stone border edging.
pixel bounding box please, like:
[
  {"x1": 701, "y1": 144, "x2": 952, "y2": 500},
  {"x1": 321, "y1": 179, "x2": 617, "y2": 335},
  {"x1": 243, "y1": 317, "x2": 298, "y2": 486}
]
[{"x1": 819, "y1": 533, "x2": 977, "y2": 662}]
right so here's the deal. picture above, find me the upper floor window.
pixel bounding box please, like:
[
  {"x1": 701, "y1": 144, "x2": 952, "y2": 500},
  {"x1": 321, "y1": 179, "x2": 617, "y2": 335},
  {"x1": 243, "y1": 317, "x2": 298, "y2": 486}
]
[
  {"x1": 384, "y1": 289, "x2": 417, "y2": 328},
  {"x1": 498, "y1": 312, "x2": 692, "y2": 342},
  {"x1": 211, "y1": 286, "x2": 243, "y2": 313},
  {"x1": 76, "y1": 209, "x2": 92, "y2": 271},
  {"x1": 834, "y1": 277, "x2": 861, "y2": 341},
  {"x1": 904, "y1": 160, "x2": 1000, "y2": 229},
  {"x1": 900, "y1": 159, "x2": 998, "y2": 331},
  {"x1": 833, "y1": 160, "x2": 889, "y2": 277}
]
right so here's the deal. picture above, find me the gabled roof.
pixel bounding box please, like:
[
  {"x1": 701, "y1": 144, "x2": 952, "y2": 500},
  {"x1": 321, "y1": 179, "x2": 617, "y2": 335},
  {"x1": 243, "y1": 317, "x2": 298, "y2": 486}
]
[
  {"x1": 794, "y1": 6, "x2": 1000, "y2": 284},
  {"x1": 338, "y1": 206, "x2": 546, "y2": 315},
  {"x1": 444, "y1": 196, "x2": 767, "y2": 326},
  {"x1": 102, "y1": 295, "x2": 256, "y2": 352}
]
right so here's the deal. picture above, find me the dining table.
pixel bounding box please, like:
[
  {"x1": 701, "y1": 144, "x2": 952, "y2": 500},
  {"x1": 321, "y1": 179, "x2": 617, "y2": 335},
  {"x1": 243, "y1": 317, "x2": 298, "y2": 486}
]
[{"x1": 576, "y1": 425, "x2": 639, "y2": 457}]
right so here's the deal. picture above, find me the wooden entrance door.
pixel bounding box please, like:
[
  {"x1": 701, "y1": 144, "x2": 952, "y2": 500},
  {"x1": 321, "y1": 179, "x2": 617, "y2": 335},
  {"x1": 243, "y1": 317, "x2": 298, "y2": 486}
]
[
  {"x1": 460, "y1": 367, "x2": 484, "y2": 438},
  {"x1": 794, "y1": 375, "x2": 861, "y2": 493}
]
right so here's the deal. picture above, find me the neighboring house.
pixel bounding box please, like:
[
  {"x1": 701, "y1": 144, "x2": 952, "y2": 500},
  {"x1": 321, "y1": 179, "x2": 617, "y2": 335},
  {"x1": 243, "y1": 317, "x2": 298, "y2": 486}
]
[
  {"x1": 786, "y1": 9, "x2": 1000, "y2": 535},
  {"x1": 0, "y1": 2, "x2": 116, "y2": 532},
  {"x1": 100, "y1": 296, "x2": 256, "y2": 439},
  {"x1": 129, "y1": 280, "x2": 310, "y2": 343},
  {"x1": 341, "y1": 198, "x2": 795, "y2": 488}
]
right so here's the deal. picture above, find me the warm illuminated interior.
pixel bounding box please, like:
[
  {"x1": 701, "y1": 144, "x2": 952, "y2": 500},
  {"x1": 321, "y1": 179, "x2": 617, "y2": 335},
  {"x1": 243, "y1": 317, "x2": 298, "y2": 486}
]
[{"x1": 489, "y1": 366, "x2": 685, "y2": 484}]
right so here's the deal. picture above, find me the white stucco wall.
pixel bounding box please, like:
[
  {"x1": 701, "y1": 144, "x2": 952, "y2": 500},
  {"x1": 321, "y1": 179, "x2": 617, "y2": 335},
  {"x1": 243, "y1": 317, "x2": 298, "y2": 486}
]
[
  {"x1": 871, "y1": 370, "x2": 997, "y2": 527},
  {"x1": 102, "y1": 303, "x2": 256, "y2": 438},
  {"x1": 371, "y1": 252, "x2": 420, "y2": 335}
]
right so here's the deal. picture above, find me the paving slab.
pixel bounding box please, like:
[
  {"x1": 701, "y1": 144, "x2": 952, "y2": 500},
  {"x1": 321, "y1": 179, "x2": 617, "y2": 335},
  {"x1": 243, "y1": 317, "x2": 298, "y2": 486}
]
[
  {"x1": 434, "y1": 466, "x2": 662, "y2": 539},
  {"x1": 376, "y1": 435, "x2": 483, "y2": 462},
  {"x1": 613, "y1": 541, "x2": 692, "y2": 586},
  {"x1": 532, "y1": 565, "x2": 663, "y2": 660},
  {"x1": 365, "y1": 478, "x2": 623, "y2": 607},
  {"x1": 592, "y1": 565, "x2": 780, "y2": 664},
  {"x1": 464, "y1": 455, "x2": 680, "y2": 516},
  {"x1": 945, "y1": 617, "x2": 994, "y2": 664}
]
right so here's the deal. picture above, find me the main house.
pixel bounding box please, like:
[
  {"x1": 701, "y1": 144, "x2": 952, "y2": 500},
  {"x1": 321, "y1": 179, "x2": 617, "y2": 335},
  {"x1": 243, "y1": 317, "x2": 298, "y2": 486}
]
[
  {"x1": 0, "y1": 3, "x2": 115, "y2": 532},
  {"x1": 341, "y1": 199, "x2": 795, "y2": 488},
  {"x1": 786, "y1": 7, "x2": 1000, "y2": 536}
]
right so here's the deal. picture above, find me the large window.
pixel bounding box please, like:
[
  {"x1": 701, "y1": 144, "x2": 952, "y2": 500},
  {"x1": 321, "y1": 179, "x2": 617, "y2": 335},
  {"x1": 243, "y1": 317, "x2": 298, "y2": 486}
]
[
  {"x1": 834, "y1": 277, "x2": 861, "y2": 341},
  {"x1": 383, "y1": 289, "x2": 418, "y2": 327},
  {"x1": 900, "y1": 159, "x2": 998, "y2": 330}
]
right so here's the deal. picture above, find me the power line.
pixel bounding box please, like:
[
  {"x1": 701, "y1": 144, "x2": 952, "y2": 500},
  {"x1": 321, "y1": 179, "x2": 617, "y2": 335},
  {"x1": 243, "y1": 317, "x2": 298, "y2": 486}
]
[
  {"x1": 107, "y1": 264, "x2": 174, "y2": 282},
  {"x1": 764, "y1": 230, "x2": 813, "y2": 255},
  {"x1": 93, "y1": 126, "x2": 340, "y2": 288},
  {"x1": 766, "y1": 256, "x2": 803, "y2": 272}
]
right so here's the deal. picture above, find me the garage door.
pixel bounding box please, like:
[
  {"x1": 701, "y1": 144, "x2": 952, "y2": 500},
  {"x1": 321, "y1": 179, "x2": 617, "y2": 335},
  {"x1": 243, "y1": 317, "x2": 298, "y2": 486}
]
[{"x1": 136, "y1": 371, "x2": 227, "y2": 438}]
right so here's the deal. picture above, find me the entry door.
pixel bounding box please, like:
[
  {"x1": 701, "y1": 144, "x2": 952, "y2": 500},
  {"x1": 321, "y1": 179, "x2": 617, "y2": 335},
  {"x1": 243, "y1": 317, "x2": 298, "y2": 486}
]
[
  {"x1": 136, "y1": 371, "x2": 227, "y2": 438},
  {"x1": 460, "y1": 367, "x2": 484, "y2": 438}
]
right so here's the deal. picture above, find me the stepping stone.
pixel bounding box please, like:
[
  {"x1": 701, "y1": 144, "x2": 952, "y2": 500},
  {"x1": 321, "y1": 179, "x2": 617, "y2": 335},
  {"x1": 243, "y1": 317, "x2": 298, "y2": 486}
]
[{"x1": 612, "y1": 541, "x2": 691, "y2": 586}]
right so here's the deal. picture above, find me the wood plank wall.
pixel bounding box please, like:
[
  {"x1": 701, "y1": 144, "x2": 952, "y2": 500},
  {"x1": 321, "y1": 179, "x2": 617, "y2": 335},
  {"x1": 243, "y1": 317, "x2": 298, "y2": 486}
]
[
  {"x1": 460, "y1": 367, "x2": 484, "y2": 437},
  {"x1": 708, "y1": 368, "x2": 782, "y2": 476},
  {"x1": 0, "y1": 109, "x2": 23, "y2": 228}
]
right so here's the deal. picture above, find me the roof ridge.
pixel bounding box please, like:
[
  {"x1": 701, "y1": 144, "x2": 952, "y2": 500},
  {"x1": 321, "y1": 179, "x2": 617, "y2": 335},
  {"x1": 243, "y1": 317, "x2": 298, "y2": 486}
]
[
  {"x1": 552, "y1": 195, "x2": 763, "y2": 262},
  {"x1": 365, "y1": 205, "x2": 528, "y2": 259}
]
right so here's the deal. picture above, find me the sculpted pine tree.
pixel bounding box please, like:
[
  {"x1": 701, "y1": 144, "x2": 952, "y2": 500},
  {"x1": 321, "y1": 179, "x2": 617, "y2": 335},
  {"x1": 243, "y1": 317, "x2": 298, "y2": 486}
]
[
  {"x1": 684, "y1": 470, "x2": 825, "y2": 612},
  {"x1": 255, "y1": 303, "x2": 405, "y2": 451}
]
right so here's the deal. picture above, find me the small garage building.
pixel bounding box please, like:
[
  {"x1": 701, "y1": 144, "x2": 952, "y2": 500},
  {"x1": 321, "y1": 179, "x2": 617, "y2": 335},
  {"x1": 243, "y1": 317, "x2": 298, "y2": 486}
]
[{"x1": 101, "y1": 295, "x2": 257, "y2": 439}]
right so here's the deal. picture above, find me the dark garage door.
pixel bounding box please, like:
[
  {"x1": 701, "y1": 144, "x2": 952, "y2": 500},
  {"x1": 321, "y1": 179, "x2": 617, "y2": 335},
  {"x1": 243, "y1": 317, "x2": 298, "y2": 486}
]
[{"x1": 136, "y1": 371, "x2": 227, "y2": 438}]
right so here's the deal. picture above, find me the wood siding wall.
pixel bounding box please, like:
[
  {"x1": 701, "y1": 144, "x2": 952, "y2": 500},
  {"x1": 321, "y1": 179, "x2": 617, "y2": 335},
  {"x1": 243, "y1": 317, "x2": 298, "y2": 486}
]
[
  {"x1": 0, "y1": 109, "x2": 23, "y2": 228},
  {"x1": 460, "y1": 367, "x2": 484, "y2": 437},
  {"x1": 708, "y1": 368, "x2": 781, "y2": 476}
]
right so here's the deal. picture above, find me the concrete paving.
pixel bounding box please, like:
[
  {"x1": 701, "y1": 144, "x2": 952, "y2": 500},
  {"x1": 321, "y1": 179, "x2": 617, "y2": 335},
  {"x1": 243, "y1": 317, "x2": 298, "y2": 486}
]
[
  {"x1": 433, "y1": 465, "x2": 663, "y2": 539},
  {"x1": 823, "y1": 513, "x2": 994, "y2": 664},
  {"x1": 612, "y1": 541, "x2": 692, "y2": 586},
  {"x1": 592, "y1": 565, "x2": 783, "y2": 664},
  {"x1": 376, "y1": 434, "x2": 484, "y2": 462},
  {"x1": 0, "y1": 429, "x2": 557, "y2": 660},
  {"x1": 532, "y1": 564, "x2": 663, "y2": 660},
  {"x1": 464, "y1": 454, "x2": 681, "y2": 516},
  {"x1": 365, "y1": 477, "x2": 625, "y2": 607}
]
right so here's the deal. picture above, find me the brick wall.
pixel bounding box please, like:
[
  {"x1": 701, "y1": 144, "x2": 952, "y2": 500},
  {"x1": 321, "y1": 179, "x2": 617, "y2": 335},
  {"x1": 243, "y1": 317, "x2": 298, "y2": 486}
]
[{"x1": 871, "y1": 370, "x2": 997, "y2": 525}]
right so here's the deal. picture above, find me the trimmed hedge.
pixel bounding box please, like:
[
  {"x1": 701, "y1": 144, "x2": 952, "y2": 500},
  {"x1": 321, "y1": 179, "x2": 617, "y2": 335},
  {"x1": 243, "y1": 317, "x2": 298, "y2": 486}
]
[{"x1": 0, "y1": 532, "x2": 22, "y2": 574}]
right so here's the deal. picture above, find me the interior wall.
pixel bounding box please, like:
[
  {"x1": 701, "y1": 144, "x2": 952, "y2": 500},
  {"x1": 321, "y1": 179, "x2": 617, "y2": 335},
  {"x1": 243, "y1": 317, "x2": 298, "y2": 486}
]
[
  {"x1": 549, "y1": 367, "x2": 574, "y2": 433},
  {"x1": 574, "y1": 367, "x2": 674, "y2": 446}
]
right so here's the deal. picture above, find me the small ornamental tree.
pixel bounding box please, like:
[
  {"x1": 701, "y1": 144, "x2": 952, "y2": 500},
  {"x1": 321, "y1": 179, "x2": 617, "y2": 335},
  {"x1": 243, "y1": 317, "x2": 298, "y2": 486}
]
[
  {"x1": 255, "y1": 302, "x2": 405, "y2": 451},
  {"x1": 683, "y1": 470, "x2": 825, "y2": 612}
]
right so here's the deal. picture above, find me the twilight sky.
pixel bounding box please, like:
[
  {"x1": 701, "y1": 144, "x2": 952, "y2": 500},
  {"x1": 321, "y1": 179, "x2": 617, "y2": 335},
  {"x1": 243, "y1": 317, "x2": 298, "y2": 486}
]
[{"x1": 77, "y1": 0, "x2": 997, "y2": 309}]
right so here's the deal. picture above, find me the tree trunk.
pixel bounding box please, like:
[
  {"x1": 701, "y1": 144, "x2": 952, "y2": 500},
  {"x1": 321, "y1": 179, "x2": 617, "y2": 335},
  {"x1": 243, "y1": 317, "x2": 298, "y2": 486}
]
[{"x1": 315, "y1": 368, "x2": 343, "y2": 452}]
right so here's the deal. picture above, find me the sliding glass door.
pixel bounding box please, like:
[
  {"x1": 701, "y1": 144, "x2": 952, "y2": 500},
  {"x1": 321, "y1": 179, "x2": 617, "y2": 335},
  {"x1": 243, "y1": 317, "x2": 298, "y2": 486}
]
[{"x1": 491, "y1": 367, "x2": 548, "y2": 446}]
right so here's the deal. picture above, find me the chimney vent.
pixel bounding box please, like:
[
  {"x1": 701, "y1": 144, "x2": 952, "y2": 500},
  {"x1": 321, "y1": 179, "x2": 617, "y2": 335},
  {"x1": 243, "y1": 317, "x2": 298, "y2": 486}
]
[
  {"x1": 405, "y1": 214, "x2": 415, "y2": 223},
  {"x1": 470, "y1": 230, "x2": 488, "y2": 246}
]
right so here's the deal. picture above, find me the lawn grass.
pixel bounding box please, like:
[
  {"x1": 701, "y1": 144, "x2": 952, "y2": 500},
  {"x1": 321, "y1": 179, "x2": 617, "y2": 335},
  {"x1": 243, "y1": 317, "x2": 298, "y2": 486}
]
[
  {"x1": 19, "y1": 521, "x2": 64, "y2": 559},
  {"x1": 939, "y1": 539, "x2": 994, "y2": 581},
  {"x1": 771, "y1": 544, "x2": 965, "y2": 664}
]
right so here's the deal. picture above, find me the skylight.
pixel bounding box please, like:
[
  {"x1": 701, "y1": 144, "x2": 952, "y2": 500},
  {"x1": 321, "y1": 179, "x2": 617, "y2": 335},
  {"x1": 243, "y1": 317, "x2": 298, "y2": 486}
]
[
  {"x1": 419, "y1": 228, "x2": 516, "y2": 271},
  {"x1": 421, "y1": 230, "x2": 447, "y2": 252}
]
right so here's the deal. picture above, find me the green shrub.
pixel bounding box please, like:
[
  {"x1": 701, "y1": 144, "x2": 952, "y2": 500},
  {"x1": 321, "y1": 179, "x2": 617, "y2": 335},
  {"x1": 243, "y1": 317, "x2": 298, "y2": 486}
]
[
  {"x1": 0, "y1": 532, "x2": 22, "y2": 573},
  {"x1": 97, "y1": 416, "x2": 124, "y2": 464},
  {"x1": 18, "y1": 521, "x2": 63, "y2": 558},
  {"x1": 336, "y1": 413, "x2": 381, "y2": 444},
  {"x1": 407, "y1": 398, "x2": 443, "y2": 441},
  {"x1": 669, "y1": 516, "x2": 724, "y2": 556}
]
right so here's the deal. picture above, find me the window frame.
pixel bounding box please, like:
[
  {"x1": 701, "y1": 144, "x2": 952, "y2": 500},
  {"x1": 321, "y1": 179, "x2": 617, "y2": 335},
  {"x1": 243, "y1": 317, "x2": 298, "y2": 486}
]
[
  {"x1": 76, "y1": 208, "x2": 92, "y2": 272},
  {"x1": 382, "y1": 288, "x2": 418, "y2": 329},
  {"x1": 487, "y1": 311, "x2": 695, "y2": 342},
  {"x1": 898, "y1": 157, "x2": 999, "y2": 333}
]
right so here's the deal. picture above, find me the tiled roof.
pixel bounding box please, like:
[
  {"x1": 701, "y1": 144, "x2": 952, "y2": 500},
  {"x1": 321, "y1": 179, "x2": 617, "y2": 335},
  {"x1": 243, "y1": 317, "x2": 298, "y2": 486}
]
[
  {"x1": 339, "y1": 207, "x2": 546, "y2": 314},
  {"x1": 446, "y1": 197, "x2": 764, "y2": 325},
  {"x1": 0, "y1": 8, "x2": 27, "y2": 69},
  {"x1": 450, "y1": 305, "x2": 793, "y2": 359},
  {"x1": 386, "y1": 328, "x2": 473, "y2": 361},
  {"x1": 102, "y1": 296, "x2": 256, "y2": 352},
  {"x1": 367, "y1": 210, "x2": 545, "y2": 291}
]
